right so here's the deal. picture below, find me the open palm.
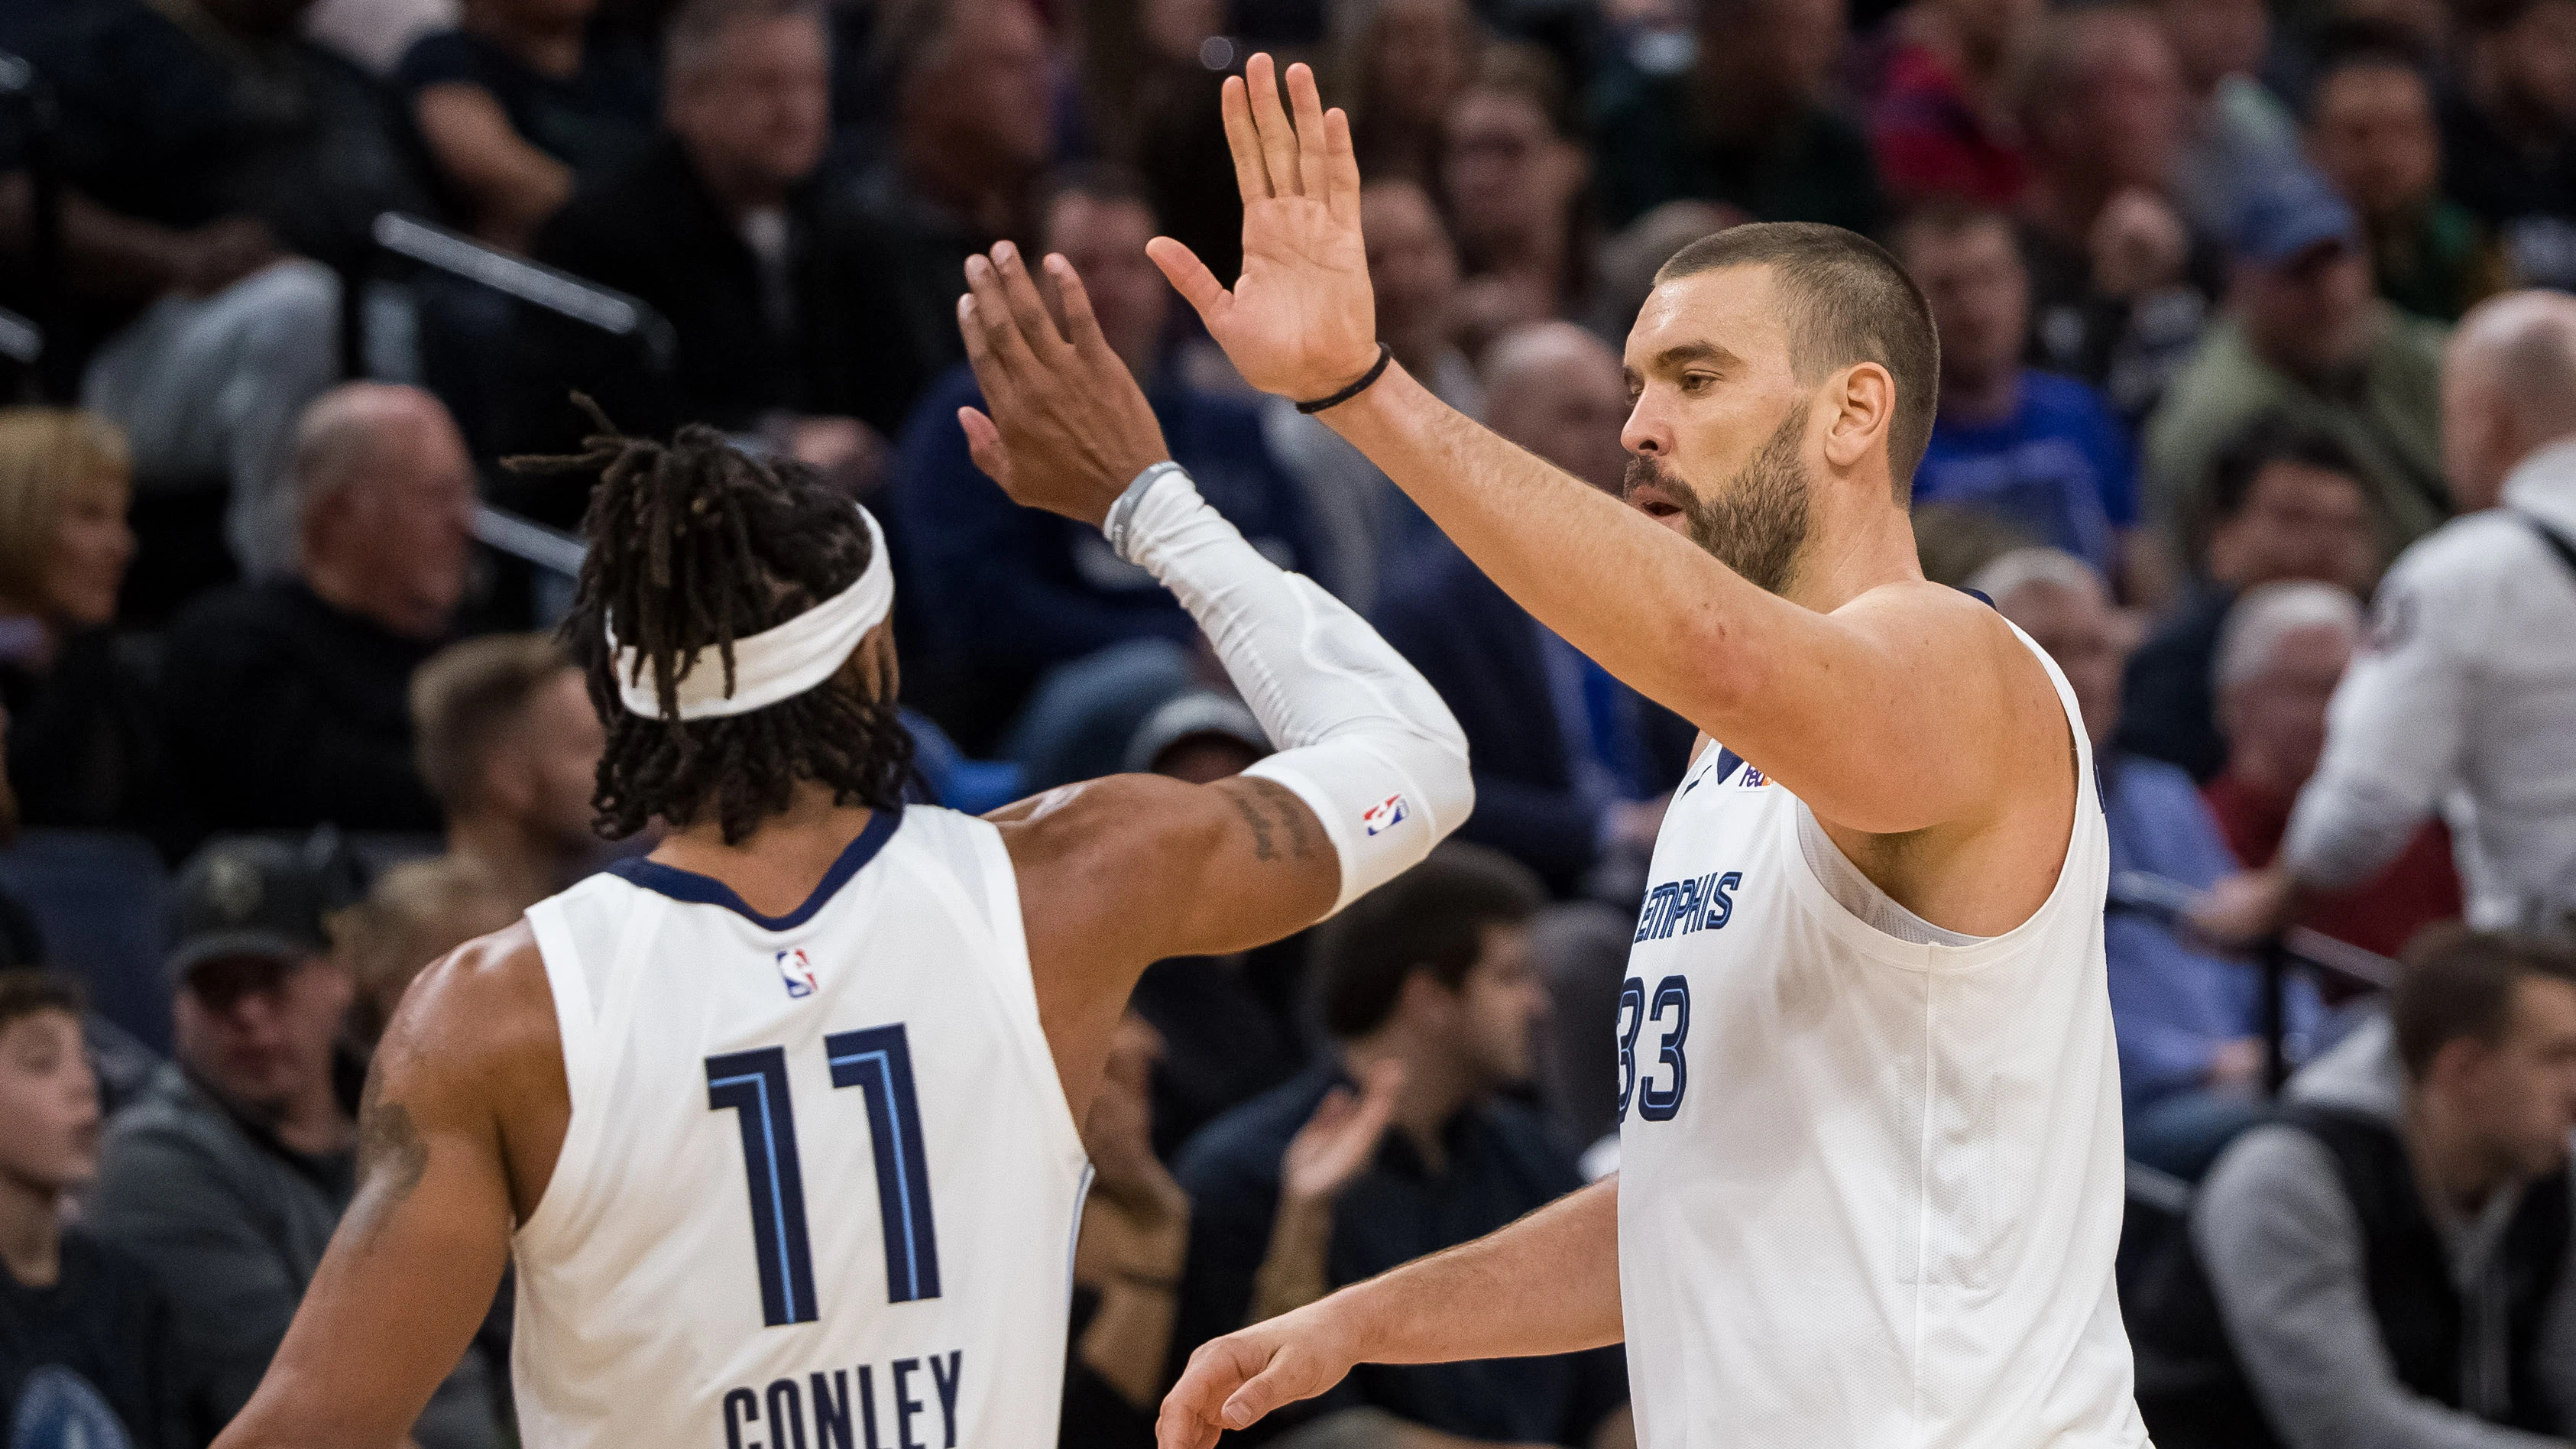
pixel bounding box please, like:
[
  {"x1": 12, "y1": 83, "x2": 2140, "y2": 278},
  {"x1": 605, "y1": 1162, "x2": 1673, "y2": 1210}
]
[{"x1": 1145, "y1": 55, "x2": 1380, "y2": 402}]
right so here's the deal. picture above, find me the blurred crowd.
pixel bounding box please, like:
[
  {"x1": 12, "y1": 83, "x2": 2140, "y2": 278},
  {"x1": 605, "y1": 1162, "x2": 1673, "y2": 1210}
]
[{"x1": 1, "y1": 0, "x2": 2575, "y2": 1439}]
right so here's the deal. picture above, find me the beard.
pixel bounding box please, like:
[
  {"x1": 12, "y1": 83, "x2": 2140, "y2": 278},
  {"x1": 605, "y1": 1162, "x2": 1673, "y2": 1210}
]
[{"x1": 1622, "y1": 404, "x2": 1813, "y2": 596}]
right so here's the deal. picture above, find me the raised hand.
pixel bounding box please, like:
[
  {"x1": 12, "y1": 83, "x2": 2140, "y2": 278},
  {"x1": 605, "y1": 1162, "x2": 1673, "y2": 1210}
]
[
  {"x1": 1145, "y1": 54, "x2": 1381, "y2": 403},
  {"x1": 1278, "y1": 1059, "x2": 1401, "y2": 1208},
  {"x1": 957, "y1": 242, "x2": 1172, "y2": 527}
]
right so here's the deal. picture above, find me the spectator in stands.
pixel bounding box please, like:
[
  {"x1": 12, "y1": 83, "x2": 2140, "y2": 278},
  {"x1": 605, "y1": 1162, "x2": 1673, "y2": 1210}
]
[
  {"x1": 0, "y1": 0, "x2": 432, "y2": 584},
  {"x1": 0, "y1": 410, "x2": 168, "y2": 844},
  {"x1": 2131, "y1": 928, "x2": 2576, "y2": 1448},
  {"x1": 410, "y1": 634, "x2": 605, "y2": 910},
  {"x1": 1894, "y1": 203, "x2": 2143, "y2": 591},
  {"x1": 1263, "y1": 180, "x2": 1479, "y2": 609},
  {"x1": 2145, "y1": 166, "x2": 2449, "y2": 556},
  {"x1": 2201, "y1": 291, "x2": 2576, "y2": 945},
  {"x1": 509, "y1": 0, "x2": 896, "y2": 477},
  {"x1": 331, "y1": 855, "x2": 520, "y2": 1045},
  {"x1": 1591, "y1": 0, "x2": 1881, "y2": 234},
  {"x1": 2442, "y1": 0, "x2": 2576, "y2": 292},
  {"x1": 2014, "y1": 6, "x2": 2218, "y2": 421},
  {"x1": 160, "y1": 385, "x2": 475, "y2": 837},
  {"x1": 2158, "y1": 0, "x2": 2303, "y2": 238},
  {"x1": 842, "y1": 0, "x2": 1055, "y2": 416},
  {"x1": 1061, "y1": 1015, "x2": 1197, "y2": 1448},
  {"x1": 0, "y1": 970, "x2": 188, "y2": 1449},
  {"x1": 89, "y1": 835, "x2": 501, "y2": 1447},
  {"x1": 889, "y1": 168, "x2": 1315, "y2": 750},
  {"x1": 1375, "y1": 323, "x2": 1694, "y2": 900},
  {"x1": 2201, "y1": 582, "x2": 2461, "y2": 974},
  {"x1": 1171, "y1": 848, "x2": 1631, "y2": 1447},
  {"x1": 1334, "y1": 0, "x2": 1482, "y2": 186},
  {"x1": 2118, "y1": 423, "x2": 2380, "y2": 780},
  {"x1": 397, "y1": 0, "x2": 660, "y2": 250},
  {"x1": 1977, "y1": 548, "x2": 2312, "y2": 1178},
  {"x1": 1441, "y1": 46, "x2": 1596, "y2": 358},
  {"x1": 2307, "y1": 31, "x2": 2505, "y2": 323},
  {"x1": 1863, "y1": 0, "x2": 2037, "y2": 208}
]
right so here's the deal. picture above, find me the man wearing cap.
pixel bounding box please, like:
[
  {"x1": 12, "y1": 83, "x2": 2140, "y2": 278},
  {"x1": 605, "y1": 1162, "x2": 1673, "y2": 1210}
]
[
  {"x1": 2143, "y1": 166, "x2": 2451, "y2": 561},
  {"x1": 83, "y1": 836, "x2": 501, "y2": 1449}
]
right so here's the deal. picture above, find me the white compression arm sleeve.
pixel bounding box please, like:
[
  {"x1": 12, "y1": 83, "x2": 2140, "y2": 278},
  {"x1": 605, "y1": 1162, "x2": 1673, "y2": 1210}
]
[{"x1": 1108, "y1": 464, "x2": 1473, "y2": 915}]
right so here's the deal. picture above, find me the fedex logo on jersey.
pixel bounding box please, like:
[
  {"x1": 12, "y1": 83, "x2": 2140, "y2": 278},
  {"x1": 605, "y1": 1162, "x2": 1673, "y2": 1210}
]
[
  {"x1": 1362, "y1": 793, "x2": 1409, "y2": 836},
  {"x1": 1635, "y1": 870, "x2": 1744, "y2": 942},
  {"x1": 1739, "y1": 764, "x2": 1768, "y2": 788},
  {"x1": 776, "y1": 948, "x2": 817, "y2": 1000}
]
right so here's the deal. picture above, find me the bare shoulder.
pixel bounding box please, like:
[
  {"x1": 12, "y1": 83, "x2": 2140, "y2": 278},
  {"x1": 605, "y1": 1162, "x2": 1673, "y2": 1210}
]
[
  {"x1": 377, "y1": 919, "x2": 562, "y2": 1088},
  {"x1": 368, "y1": 919, "x2": 571, "y2": 1215}
]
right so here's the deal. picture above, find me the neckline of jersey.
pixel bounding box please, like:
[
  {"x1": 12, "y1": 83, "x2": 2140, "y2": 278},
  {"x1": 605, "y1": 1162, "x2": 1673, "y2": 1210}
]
[{"x1": 606, "y1": 807, "x2": 905, "y2": 931}]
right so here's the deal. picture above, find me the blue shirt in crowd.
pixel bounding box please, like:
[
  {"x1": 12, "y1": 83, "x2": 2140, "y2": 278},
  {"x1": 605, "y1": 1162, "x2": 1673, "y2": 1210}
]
[
  {"x1": 2103, "y1": 752, "x2": 2320, "y2": 1112},
  {"x1": 1916, "y1": 371, "x2": 2137, "y2": 576}
]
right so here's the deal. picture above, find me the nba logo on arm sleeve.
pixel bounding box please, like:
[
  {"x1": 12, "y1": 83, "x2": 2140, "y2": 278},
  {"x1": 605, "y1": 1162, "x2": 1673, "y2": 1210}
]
[
  {"x1": 1363, "y1": 794, "x2": 1410, "y2": 835},
  {"x1": 776, "y1": 948, "x2": 817, "y2": 1000}
]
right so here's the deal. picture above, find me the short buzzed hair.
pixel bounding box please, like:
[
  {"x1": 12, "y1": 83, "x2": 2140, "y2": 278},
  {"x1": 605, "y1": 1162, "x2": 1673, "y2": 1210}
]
[
  {"x1": 2391, "y1": 925, "x2": 2576, "y2": 1080},
  {"x1": 411, "y1": 634, "x2": 577, "y2": 814},
  {"x1": 666, "y1": 0, "x2": 825, "y2": 79},
  {"x1": 1655, "y1": 223, "x2": 1941, "y2": 496}
]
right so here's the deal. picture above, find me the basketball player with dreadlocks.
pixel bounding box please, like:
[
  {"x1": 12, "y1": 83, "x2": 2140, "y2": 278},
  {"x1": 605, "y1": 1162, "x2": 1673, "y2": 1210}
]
[{"x1": 205, "y1": 277, "x2": 1473, "y2": 1440}]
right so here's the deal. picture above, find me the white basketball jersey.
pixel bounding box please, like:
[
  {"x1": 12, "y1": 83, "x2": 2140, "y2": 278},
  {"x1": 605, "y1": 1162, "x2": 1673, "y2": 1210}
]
[
  {"x1": 510, "y1": 806, "x2": 1090, "y2": 1449},
  {"x1": 1615, "y1": 626, "x2": 2148, "y2": 1449}
]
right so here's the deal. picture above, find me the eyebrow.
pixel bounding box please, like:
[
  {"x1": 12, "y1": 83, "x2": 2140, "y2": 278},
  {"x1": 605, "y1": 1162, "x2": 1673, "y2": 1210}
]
[{"x1": 1651, "y1": 340, "x2": 1740, "y2": 371}]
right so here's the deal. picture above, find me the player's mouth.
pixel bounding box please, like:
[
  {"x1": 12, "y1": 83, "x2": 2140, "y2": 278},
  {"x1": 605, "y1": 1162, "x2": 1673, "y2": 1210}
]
[{"x1": 1622, "y1": 471, "x2": 1690, "y2": 524}]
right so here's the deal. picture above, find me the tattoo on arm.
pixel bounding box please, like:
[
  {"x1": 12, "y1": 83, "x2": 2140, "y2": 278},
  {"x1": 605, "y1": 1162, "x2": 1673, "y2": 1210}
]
[
  {"x1": 1224, "y1": 777, "x2": 1320, "y2": 865},
  {"x1": 348, "y1": 1071, "x2": 429, "y2": 1249}
]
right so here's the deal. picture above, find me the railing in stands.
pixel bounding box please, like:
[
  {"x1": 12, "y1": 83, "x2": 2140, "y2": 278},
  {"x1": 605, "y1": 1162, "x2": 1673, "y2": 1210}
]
[
  {"x1": 2106, "y1": 870, "x2": 2398, "y2": 1097},
  {"x1": 0, "y1": 306, "x2": 37, "y2": 366},
  {"x1": 370, "y1": 212, "x2": 678, "y2": 371},
  {"x1": 472, "y1": 503, "x2": 583, "y2": 578}
]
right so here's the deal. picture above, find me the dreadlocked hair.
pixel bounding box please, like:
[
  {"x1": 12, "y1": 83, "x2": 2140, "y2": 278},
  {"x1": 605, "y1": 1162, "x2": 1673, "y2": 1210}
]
[{"x1": 511, "y1": 400, "x2": 914, "y2": 844}]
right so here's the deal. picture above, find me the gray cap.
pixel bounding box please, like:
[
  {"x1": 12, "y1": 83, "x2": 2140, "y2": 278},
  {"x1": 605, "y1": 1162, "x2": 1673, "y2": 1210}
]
[{"x1": 1122, "y1": 691, "x2": 1272, "y2": 776}]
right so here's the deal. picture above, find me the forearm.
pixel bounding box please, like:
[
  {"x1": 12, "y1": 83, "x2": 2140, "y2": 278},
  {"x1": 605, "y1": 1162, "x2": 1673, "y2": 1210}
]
[
  {"x1": 1320, "y1": 365, "x2": 1777, "y2": 727},
  {"x1": 1330, "y1": 1177, "x2": 1622, "y2": 1364},
  {"x1": 1116, "y1": 465, "x2": 1471, "y2": 912},
  {"x1": 2280, "y1": 773, "x2": 2432, "y2": 893}
]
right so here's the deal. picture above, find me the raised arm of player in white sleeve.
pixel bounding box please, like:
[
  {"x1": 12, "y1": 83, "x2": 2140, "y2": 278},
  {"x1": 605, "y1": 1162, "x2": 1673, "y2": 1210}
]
[{"x1": 1107, "y1": 462, "x2": 1471, "y2": 913}]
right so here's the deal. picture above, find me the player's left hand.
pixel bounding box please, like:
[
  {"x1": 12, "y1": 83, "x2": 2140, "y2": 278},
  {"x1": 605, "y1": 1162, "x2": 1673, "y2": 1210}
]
[
  {"x1": 957, "y1": 242, "x2": 1171, "y2": 527},
  {"x1": 1158, "y1": 1298, "x2": 1363, "y2": 1449}
]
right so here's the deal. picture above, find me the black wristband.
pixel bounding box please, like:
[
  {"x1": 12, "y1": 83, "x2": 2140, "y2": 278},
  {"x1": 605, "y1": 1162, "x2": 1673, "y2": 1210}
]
[{"x1": 1294, "y1": 344, "x2": 1394, "y2": 414}]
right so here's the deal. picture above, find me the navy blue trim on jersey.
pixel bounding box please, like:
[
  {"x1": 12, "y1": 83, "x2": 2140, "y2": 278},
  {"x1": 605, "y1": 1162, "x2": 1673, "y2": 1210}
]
[{"x1": 611, "y1": 807, "x2": 905, "y2": 929}]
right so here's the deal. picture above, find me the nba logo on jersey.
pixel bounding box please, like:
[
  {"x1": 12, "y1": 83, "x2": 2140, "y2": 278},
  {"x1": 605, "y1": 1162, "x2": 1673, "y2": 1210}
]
[
  {"x1": 1363, "y1": 793, "x2": 1409, "y2": 835},
  {"x1": 775, "y1": 947, "x2": 817, "y2": 1000},
  {"x1": 1740, "y1": 764, "x2": 1768, "y2": 789}
]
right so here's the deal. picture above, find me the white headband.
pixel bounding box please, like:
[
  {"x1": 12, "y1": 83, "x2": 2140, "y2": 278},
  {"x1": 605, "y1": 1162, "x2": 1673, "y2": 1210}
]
[{"x1": 608, "y1": 507, "x2": 892, "y2": 721}]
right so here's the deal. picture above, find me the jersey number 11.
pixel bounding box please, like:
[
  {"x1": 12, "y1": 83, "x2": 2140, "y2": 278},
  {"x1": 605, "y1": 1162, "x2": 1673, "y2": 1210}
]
[{"x1": 705, "y1": 1024, "x2": 942, "y2": 1328}]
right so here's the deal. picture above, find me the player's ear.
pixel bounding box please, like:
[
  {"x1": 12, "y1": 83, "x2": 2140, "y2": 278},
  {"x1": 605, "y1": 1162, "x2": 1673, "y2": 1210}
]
[{"x1": 1820, "y1": 361, "x2": 1894, "y2": 474}]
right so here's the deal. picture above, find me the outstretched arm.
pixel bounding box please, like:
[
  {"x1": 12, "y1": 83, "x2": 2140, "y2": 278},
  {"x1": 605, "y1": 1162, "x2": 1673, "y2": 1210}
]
[
  {"x1": 212, "y1": 932, "x2": 561, "y2": 1449},
  {"x1": 957, "y1": 242, "x2": 1469, "y2": 1097},
  {"x1": 1146, "y1": 58, "x2": 2052, "y2": 840},
  {"x1": 1159, "y1": 1178, "x2": 1623, "y2": 1449}
]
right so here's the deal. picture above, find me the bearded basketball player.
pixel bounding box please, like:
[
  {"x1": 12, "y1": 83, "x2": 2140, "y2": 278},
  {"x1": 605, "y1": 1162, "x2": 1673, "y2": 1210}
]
[
  {"x1": 1128, "y1": 58, "x2": 2146, "y2": 1449},
  {"x1": 204, "y1": 309, "x2": 1473, "y2": 1438}
]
